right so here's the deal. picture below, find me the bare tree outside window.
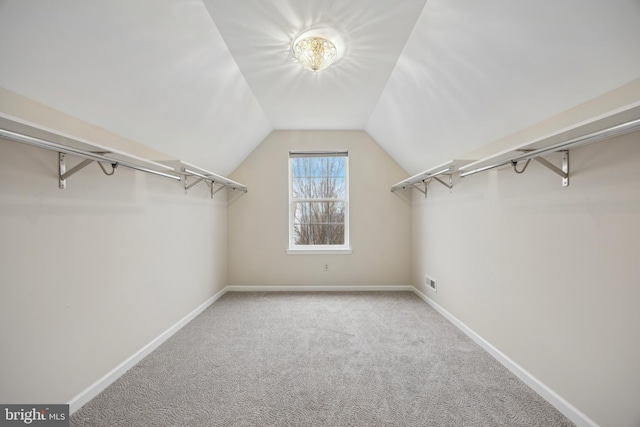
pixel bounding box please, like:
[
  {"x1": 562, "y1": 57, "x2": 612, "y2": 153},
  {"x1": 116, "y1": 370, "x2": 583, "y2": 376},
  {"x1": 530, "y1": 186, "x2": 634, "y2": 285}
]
[{"x1": 291, "y1": 156, "x2": 346, "y2": 245}]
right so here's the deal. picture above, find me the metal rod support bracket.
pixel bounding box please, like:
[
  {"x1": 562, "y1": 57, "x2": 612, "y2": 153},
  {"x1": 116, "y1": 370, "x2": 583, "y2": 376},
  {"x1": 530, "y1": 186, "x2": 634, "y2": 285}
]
[
  {"x1": 408, "y1": 175, "x2": 453, "y2": 197},
  {"x1": 59, "y1": 152, "x2": 118, "y2": 189},
  {"x1": 411, "y1": 182, "x2": 426, "y2": 195},
  {"x1": 183, "y1": 174, "x2": 225, "y2": 198},
  {"x1": 432, "y1": 175, "x2": 453, "y2": 190},
  {"x1": 184, "y1": 176, "x2": 204, "y2": 191},
  {"x1": 532, "y1": 150, "x2": 569, "y2": 186},
  {"x1": 59, "y1": 153, "x2": 67, "y2": 189},
  {"x1": 211, "y1": 183, "x2": 225, "y2": 198}
]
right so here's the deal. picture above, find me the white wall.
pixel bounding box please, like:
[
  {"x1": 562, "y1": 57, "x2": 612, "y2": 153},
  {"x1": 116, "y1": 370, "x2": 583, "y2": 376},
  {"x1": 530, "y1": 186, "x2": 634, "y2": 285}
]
[
  {"x1": 0, "y1": 131, "x2": 228, "y2": 404},
  {"x1": 411, "y1": 130, "x2": 640, "y2": 427},
  {"x1": 228, "y1": 130, "x2": 411, "y2": 287}
]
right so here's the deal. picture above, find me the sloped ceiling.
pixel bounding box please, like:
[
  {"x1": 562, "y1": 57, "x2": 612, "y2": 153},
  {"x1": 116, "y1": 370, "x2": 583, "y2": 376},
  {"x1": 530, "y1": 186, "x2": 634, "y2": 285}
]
[
  {"x1": 202, "y1": 0, "x2": 427, "y2": 130},
  {"x1": 0, "y1": 0, "x2": 273, "y2": 176},
  {"x1": 0, "y1": 0, "x2": 639, "y2": 176},
  {"x1": 368, "y1": 0, "x2": 640, "y2": 174}
]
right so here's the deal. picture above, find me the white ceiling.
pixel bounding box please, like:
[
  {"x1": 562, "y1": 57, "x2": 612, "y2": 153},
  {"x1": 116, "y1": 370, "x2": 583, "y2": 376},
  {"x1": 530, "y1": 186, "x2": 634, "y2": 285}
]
[
  {"x1": 368, "y1": 0, "x2": 640, "y2": 174},
  {"x1": 202, "y1": 0, "x2": 427, "y2": 130},
  {"x1": 0, "y1": 0, "x2": 639, "y2": 176},
  {"x1": 0, "y1": 0, "x2": 273, "y2": 175}
]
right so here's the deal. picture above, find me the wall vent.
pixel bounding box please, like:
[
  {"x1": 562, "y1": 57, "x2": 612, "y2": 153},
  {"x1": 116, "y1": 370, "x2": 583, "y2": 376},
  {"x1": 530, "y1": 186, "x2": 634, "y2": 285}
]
[{"x1": 425, "y1": 275, "x2": 437, "y2": 292}]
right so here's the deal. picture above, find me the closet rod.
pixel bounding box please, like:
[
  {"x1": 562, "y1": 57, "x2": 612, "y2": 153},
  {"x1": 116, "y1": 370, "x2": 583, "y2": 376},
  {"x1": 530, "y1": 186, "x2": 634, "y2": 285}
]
[
  {"x1": 0, "y1": 127, "x2": 181, "y2": 181},
  {"x1": 460, "y1": 117, "x2": 640, "y2": 178}
]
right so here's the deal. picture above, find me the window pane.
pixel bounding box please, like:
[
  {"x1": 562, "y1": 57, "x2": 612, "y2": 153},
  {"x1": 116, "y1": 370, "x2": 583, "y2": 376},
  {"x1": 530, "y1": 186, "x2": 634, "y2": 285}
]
[
  {"x1": 294, "y1": 223, "x2": 327, "y2": 246},
  {"x1": 328, "y1": 224, "x2": 345, "y2": 245},
  {"x1": 328, "y1": 201, "x2": 344, "y2": 223},
  {"x1": 290, "y1": 154, "x2": 347, "y2": 247},
  {"x1": 293, "y1": 200, "x2": 345, "y2": 245},
  {"x1": 293, "y1": 202, "x2": 310, "y2": 224},
  {"x1": 293, "y1": 224, "x2": 311, "y2": 245},
  {"x1": 294, "y1": 224, "x2": 345, "y2": 246},
  {"x1": 294, "y1": 202, "x2": 344, "y2": 226},
  {"x1": 309, "y1": 223, "x2": 325, "y2": 245},
  {"x1": 292, "y1": 157, "x2": 345, "y2": 199}
]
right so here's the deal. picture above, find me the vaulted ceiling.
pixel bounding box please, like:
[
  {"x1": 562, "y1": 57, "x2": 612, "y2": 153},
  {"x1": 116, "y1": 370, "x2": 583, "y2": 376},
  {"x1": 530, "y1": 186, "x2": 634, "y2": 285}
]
[{"x1": 1, "y1": 0, "x2": 639, "y2": 176}]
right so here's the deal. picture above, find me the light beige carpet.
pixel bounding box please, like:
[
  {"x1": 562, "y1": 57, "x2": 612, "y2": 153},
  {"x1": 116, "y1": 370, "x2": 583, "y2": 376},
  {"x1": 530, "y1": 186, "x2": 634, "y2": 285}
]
[{"x1": 72, "y1": 292, "x2": 574, "y2": 426}]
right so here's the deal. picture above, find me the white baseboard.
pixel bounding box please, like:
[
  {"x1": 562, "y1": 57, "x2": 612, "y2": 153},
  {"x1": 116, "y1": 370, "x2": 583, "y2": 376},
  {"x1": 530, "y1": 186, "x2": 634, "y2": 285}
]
[
  {"x1": 226, "y1": 285, "x2": 415, "y2": 292},
  {"x1": 68, "y1": 286, "x2": 229, "y2": 414},
  {"x1": 68, "y1": 284, "x2": 597, "y2": 427},
  {"x1": 411, "y1": 287, "x2": 599, "y2": 427},
  {"x1": 67, "y1": 285, "x2": 410, "y2": 413}
]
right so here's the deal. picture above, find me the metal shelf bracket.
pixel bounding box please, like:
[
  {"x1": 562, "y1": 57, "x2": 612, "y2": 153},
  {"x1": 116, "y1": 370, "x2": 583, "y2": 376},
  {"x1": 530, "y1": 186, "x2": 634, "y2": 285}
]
[
  {"x1": 391, "y1": 160, "x2": 469, "y2": 197},
  {"x1": 183, "y1": 171, "x2": 226, "y2": 199},
  {"x1": 414, "y1": 181, "x2": 427, "y2": 197},
  {"x1": 183, "y1": 174, "x2": 227, "y2": 199},
  {"x1": 410, "y1": 174, "x2": 454, "y2": 198},
  {"x1": 59, "y1": 152, "x2": 118, "y2": 189},
  {"x1": 208, "y1": 181, "x2": 226, "y2": 198},
  {"x1": 512, "y1": 150, "x2": 569, "y2": 186},
  {"x1": 184, "y1": 175, "x2": 204, "y2": 192},
  {"x1": 433, "y1": 175, "x2": 453, "y2": 190}
]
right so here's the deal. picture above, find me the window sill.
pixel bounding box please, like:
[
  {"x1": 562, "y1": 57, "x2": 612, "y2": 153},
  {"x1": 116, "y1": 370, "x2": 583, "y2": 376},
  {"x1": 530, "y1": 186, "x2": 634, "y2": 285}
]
[{"x1": 286, "y1": 247, "x2": 353, "y2": 255}]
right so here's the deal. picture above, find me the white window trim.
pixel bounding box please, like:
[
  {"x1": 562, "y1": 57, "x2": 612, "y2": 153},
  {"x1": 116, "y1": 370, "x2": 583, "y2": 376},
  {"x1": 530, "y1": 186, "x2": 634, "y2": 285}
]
[
  {"x1": 287, "y1": 152, "x2": 351, "y2": 254},
  {"x1": 286, "y1": 247, "x2": 353, "y2": 255}
]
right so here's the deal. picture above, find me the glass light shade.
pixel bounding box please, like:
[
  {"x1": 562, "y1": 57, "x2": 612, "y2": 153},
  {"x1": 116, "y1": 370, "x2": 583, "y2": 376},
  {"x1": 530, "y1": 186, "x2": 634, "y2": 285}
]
[{"x1": 293, "y1": 37, "x2": 337, "y2": 73}]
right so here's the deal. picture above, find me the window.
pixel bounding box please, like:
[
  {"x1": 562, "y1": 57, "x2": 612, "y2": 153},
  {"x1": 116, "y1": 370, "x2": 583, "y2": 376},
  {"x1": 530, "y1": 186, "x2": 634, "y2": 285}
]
[{"x1": 288, "y1": 151, "x2": 351, "y2": 254}]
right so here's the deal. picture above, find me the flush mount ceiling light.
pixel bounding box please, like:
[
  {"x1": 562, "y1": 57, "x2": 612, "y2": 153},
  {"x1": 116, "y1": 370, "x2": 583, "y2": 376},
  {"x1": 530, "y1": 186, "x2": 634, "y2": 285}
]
[
  {"x1": 292, "y1": 30, "x2": 341, "y2": 73},
  {"x1": 293, "y1": 37, "x2": 336, "y2": 72}
]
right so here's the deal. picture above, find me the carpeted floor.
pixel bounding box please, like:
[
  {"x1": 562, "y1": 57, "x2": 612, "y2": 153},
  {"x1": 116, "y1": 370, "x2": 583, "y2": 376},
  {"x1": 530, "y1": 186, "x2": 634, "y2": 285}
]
[{"x1": 71, "y1": 292, "x2": 574, "y2": 426}]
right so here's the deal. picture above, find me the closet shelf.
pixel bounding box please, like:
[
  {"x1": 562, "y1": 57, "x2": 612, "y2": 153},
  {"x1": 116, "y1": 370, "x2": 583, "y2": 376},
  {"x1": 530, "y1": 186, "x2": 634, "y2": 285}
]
[
  {"x1": 0, "y1": 114, "x2": 247, "y2": 195},
  {"x1": 459, "y1": 103, "x2": 640, "y2": 186},
  {"x1": 159, "y1": 160, "x2": 247, "y2": 196},
  {"x1": 391, "y1": 160, "x2": 471, "y2": 195}
]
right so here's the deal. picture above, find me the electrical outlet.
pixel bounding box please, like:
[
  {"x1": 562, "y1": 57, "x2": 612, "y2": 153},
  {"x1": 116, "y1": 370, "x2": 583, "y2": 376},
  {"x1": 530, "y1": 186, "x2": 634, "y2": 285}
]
[
  {"x1": 324, "y1": 264, "x2": 329, "y2": 271},
  {"x1": 425, "y1": 275, "x2": 437, "y2": 292}
]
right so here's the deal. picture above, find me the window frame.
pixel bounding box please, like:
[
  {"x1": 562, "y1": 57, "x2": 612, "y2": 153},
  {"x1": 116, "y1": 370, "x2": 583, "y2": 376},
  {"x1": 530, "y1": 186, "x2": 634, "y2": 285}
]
[{"x1": 287, "y1": 150, "x2": 351, "y2": 254}]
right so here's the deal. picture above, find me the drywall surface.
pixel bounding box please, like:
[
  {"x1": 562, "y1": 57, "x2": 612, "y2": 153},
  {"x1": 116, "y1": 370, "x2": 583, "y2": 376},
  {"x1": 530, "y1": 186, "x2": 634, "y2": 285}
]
[
  {"x1": 411, "y1": 130, "x2": 640, "y2": 427},
  {"x1": 0, "y1": 137, "x2": 228, "y2": 405},
  {"x1": 228, "y1": 130, "x2": 411, "y2": 287},
  {"x1": 0, "y1": 87, "x2": 174, "y2": 162},
  {"x1": 462, "y1": 78, "x2": 640, "y2": 162}
]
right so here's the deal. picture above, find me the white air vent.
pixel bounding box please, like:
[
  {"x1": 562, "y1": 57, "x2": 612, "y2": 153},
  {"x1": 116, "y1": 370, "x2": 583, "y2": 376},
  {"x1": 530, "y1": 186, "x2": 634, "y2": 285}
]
[{"x1": 425, "y1": 275, "x2": 437, "y2": 292}]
